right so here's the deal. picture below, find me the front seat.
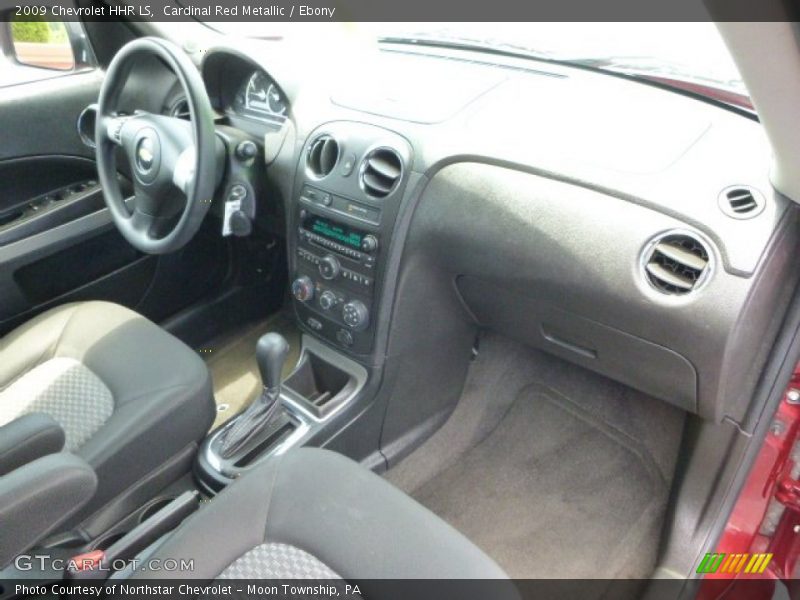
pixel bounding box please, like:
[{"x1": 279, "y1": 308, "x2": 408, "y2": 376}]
[
  {"x1": 131, "y1": 448, "x2": 516, "y2": 590},
  {"x1": 0, "y1": 301, "x2": 215, "y2": 528}
]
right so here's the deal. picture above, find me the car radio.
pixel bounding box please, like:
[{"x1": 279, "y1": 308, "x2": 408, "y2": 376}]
[
  {"x1": 300, "y1": 213, "x2": 379, "y2": 260},
  {"x1": 293, "y1": 205, "x2": 380, "y2": 353}
]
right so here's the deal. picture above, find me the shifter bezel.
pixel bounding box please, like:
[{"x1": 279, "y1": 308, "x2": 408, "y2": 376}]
[{"x1": 194, "y1": 335, "x2": 367, "y2": 493}]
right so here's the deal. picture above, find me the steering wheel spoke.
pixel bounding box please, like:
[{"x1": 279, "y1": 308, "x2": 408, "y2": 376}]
[
  {"x1": 128, "y1": 205, "x2": 156, "y2": 236},
  {"x1": 129, "y1": 208, "x2": 179, "y2": 243},
  {"x1": 171, "y1": 146, "x2": 196, "y2": 195},
  {"x1": 102, "y1": 114, "x2": 133, "y2": 146},
  {"x1": 128, "y1": 182, "x2": 159, "y2": 217}
]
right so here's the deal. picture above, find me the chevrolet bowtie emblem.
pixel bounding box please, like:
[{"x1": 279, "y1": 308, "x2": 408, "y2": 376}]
[
  {"x1": 138, "y1": 147, "x2": 153, "y2": 164},
  {"x1": 135, "y1": 137, "x2": 155, "y2": 172}
]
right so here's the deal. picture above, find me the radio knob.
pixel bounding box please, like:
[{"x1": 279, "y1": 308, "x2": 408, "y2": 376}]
[
  {"x1": 361, "y1": 234, "x2": 379, "y2": 253},
  {"x1": 342, "y1": 300, "x2": 369, "y2": 331},
  {"x1": 319, "y1": 290, "x2": 338, "y2": 311},
  {"x1": 291, "y1": 276, "x2": 314, "y2": 303},
  {"x1": 319, "y1": 255, "x2": 341, "y2": 280}
]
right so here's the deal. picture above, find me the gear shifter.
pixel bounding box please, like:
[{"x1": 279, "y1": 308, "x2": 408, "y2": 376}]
[
  {"x1": 218, "y1": 333, "x2": 289, "y2": 458},
  {"x1": 256, "y1": 333, "x2": 289, "y2": 392}
]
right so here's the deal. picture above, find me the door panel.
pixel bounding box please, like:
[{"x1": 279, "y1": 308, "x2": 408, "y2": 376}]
[
  {"x1": 0, "y1": 39, "x2": 230, "y2": 336},
  {"x1": 0, "y1": 71, "x2": 102, "y2": 161}
]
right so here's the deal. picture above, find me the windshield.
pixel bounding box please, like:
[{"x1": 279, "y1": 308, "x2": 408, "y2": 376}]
[{"x1": 211, "y1": 22, "x2": 749, "y2": 110}]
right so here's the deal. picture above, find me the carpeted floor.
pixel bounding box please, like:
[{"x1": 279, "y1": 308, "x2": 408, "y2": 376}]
[
  {"x1": 386, "y1": 334, "x2": 685, "y2": 581},
  {"x1": 201, "y1": 312, "x2": 301, "y2": 430}
]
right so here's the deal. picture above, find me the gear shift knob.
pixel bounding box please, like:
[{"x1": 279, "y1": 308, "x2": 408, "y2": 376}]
[{"x1": 256, "y1": 333, "x2": 290, "y2": 391}]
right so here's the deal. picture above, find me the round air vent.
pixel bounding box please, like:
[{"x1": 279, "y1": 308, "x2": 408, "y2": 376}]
[
  {"x1": 169, "y1": 97, "x2": 191, "y2": 120},
  {"x1": 359, "y1": 148, "x2": 403, "y2": 199},
  {"x1": 719, "y1": 186, "x2": 765, "y2": 219},
  {"x1": 306, "y1": 135, "x2": 340, "y2": 178},
  {"x1": 642, "y1": 232, "x2": 712, "y2": 296}
]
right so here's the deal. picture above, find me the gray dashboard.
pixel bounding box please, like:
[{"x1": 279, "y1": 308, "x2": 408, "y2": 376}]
[{"x1": 199, "y1": 42, "x2": 799, "y2": 426}]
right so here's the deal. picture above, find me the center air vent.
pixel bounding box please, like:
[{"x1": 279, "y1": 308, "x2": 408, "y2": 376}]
[
  {"x1": 360, "y1": 148, "x2": 403, "y2": 198},
  {"x1": 306, "y1": 135, "x2": 340, "y2": 178},
  {"x1": 643, "y1": 232, "x2": 711, "y2": 295},
  {"x1": 719, "y1": 186, "x2": 765, "y2": 219}
]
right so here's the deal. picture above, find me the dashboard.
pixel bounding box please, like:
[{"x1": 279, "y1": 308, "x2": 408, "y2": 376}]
[{"x1": 186, "y1": 42, "x2": 799, "y2": 429}]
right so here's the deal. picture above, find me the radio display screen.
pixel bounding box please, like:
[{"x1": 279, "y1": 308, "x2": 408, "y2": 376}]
[{"x1": 303, "y1": 215, "x2": 364, "y2": 250}]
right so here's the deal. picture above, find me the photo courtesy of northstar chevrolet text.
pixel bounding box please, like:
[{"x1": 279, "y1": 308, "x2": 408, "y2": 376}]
[{"x1": 0, "y1": 2, "x2": 798, "y2": 599}]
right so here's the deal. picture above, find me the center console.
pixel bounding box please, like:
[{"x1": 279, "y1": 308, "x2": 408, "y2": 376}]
[
  {"x1": 195, "y1": 123, "x2": 411, "y2": 492},
  {"x1": 290, "y1": 122, "x2": 412, "y2": 355},
  {"x1": 196, "y1": 334, "x2": 367, "y2": 492}
]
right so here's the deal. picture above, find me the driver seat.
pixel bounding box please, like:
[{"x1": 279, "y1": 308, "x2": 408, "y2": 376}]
[{"x1": 0, "y1": 301, "x2": 215, "y2": 531}]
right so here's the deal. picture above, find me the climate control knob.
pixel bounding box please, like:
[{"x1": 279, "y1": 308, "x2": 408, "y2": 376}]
[
  {"x1": 291, "y1": 276, "x2": 314, "y2": 303},
  {"x1": 319, "y1": 255, "x2": 341, "y2": 280},
  {"x1": 319, "y1": 290, "x2": 338, "y2": 311},
  {"x1": 342, "y1": 300, "x2": 369, "y2": 331}
]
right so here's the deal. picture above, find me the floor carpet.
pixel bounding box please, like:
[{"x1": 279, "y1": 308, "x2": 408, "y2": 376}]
[
  {"x1": 202, "y1": 312, "x2": 301, "y2": 430},
  {"x1": 386, "y1": 334, "x2": 685, "y2": 583}
]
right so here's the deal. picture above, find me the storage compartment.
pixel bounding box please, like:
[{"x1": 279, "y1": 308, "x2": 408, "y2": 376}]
[
  {"x1": 283, "y1": 350, "x2": 358, "y2": 418},
  {"x1": 457, "y1": 276, "x2": 698, "y2": 412},
  {"x1": 13, "y1": 230, "x2": 144, "y2": 304}
]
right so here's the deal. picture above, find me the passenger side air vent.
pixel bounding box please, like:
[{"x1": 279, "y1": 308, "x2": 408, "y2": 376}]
[
  {"x1": 306, "y1": 135, "x2": 340, "y2": 178},
  {"x1": 360, "y1": 148, "x2": 403, "y2": 198},
  {"x1": 643, "y1": 232, "x2": 711, "y2": 295},
  {"x1": 719, "y1": 186, "x2": 765, "y2": 219}
]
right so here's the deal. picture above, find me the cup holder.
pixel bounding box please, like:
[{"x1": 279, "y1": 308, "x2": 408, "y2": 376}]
[{"x1": 283, "y1": 350, "x2": 360, "y2": 419}]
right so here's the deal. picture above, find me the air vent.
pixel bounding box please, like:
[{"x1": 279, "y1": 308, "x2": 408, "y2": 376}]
[
  {"x1": 719, "y1": 186, "x2": 765, "y2": 219},
  {"x1": 643, "y1": 232, "x2": 711, "y2": 295},
  {"x1": 306, "y1": 135, "x2": 340, "y2": 178},
  {"x1": 360, "y1": 148, "x2": 402, "y2": 198},
  {"x1": 170, "y1": 98, "x2": 190, "y2": 120}
]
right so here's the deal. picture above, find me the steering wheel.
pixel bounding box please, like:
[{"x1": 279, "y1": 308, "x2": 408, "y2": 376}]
[{"x1": 95, "y1": 37, "x2": 219, "y2": 254}]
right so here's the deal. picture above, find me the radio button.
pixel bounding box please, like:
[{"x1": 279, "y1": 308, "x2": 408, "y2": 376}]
[
  {"x1": 336, "y1": 329, "x2": 354, "y2": 347},
  {"x1": 319, "y1": 255, "x2": 341, "y2": 280},
  {"x1": 361, "y1": 235, "x2": 378, "y2": 253},
  {"x1": 341, "y1": 153, "x2": 356, "y2": 177}
]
